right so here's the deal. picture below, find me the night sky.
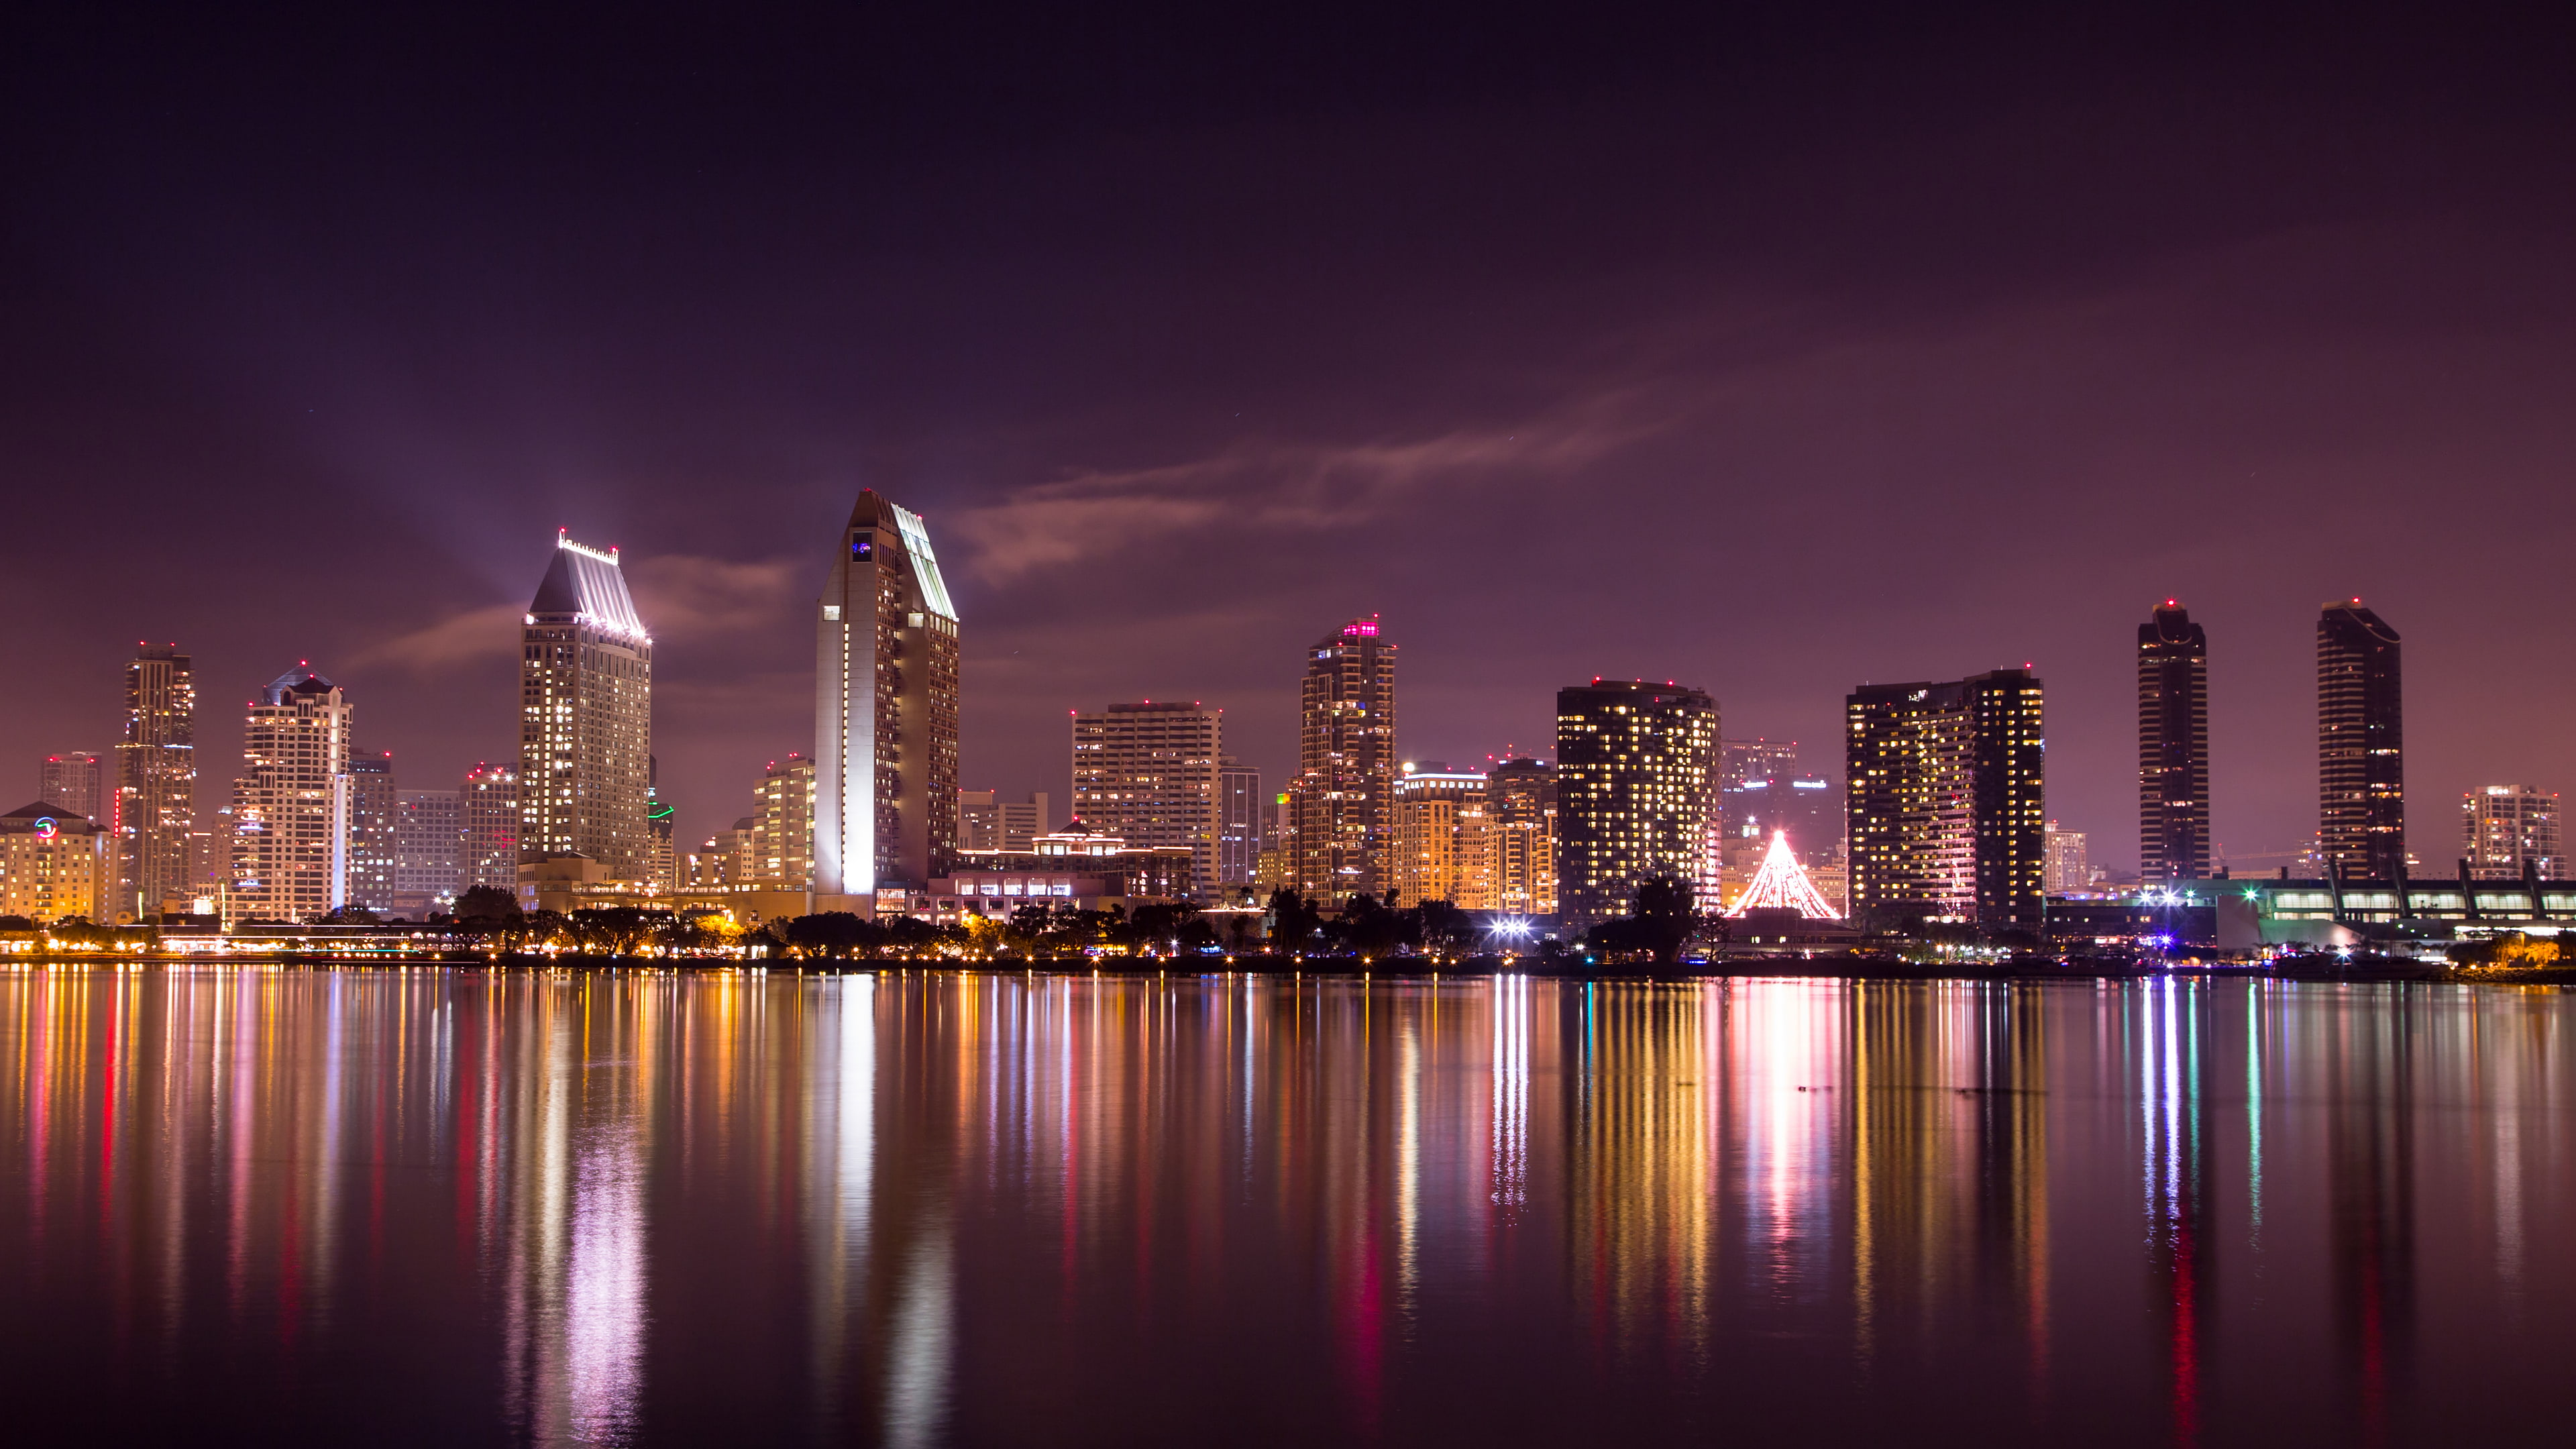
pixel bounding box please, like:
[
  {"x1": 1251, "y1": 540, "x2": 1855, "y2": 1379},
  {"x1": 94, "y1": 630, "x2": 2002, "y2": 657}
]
[{"x1": 10, "y1": 3, "x2": 2576, "y2": 872}]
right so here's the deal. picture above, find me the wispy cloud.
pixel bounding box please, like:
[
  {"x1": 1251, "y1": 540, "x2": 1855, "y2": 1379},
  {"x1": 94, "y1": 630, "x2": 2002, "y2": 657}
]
[
  {"x1": 350, "y1": 602, "x2": 525, "y2": 671},
  {"x1": 353, "y1": 554, "x2": 806, "y2": 672}
]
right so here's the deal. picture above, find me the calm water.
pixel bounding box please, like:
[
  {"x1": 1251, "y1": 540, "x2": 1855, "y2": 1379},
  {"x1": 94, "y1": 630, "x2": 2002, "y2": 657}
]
[{"x1": 5, "y1": 968, "x2": 2572, "y2": 1447}]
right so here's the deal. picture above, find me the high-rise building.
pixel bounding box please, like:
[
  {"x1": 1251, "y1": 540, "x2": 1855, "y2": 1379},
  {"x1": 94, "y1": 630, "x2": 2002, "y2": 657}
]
[
  {"x1": 646, "y1": 755, "x2": 676, "y2": 893},
  {"x1": 2463, "y1": 786, "x2": 2561, "y2": 879},
  {"x1": 1487, "y1": 757, "x2": 1558, "y2": 917},
  {"x1": 115, "y1": 643, "x2": 195, "y2": 920},
  {"x1": 2138, "y1": 600, "x2": 2211, "y2": 882},
  {"x1": 394, "y1": 788, "x2": 464, "y2": 918},
  {"x1": 38, "y1": 752, "x2": 103, "y2": 821},
  {"x1": 462, "y1": 762, "x2": 519, "y2": 890},
  {"x1": 521, "y1": 533, "x2": 653, "y2": 879},
  {"x1": 1392, "y1": 764, "x2": 1495, "y2": 908},
  {"x1": 1218, "y1": 762, "x2": 1263, "y2": 888},
  {"x1": 1845, "y1": 669, "x2": 2045, "y2": 927},
  {"x1": 342, "y1": 749, "x2": 398, "y2": 913},
  {"x1": 755, "y1": 753, "x2": 816, "y2": 885},
  {"x1": 1290, "y1": 618, "x2": 1397, "y2": 903},
  {"x1": 2318, "y1": 600, "x2": 2404, "y2": 883},
  {"x1": 958, "y1": 790, "x2": 1001, "y2": 851},
  {"x1": 1072, "y1": 702, "x2": 1222, "y2": 894},
  {"x1": 0, "y1": 803, "x2": 114, "y2": 923},
  {"x1": 1555, "y1": 680, "x2": 1718, "y2": 930},
  {"x1": 815, "y1": 491, "x2": 961, "y2": 909},
  {"x1": 1719, "y1": 738, "x2": 1799, "y2": 793},
  {"x1": 229, "y1": 667, "x2": 354, "y2": 924},
  {"x1": 2043, "y1": 820, "x2": 2090, "y2": 894}
]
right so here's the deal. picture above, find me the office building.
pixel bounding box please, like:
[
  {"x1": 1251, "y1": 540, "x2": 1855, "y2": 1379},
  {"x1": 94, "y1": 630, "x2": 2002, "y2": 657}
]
[
  {"x1": 1392, "y1": 764, "x2": 1495, "y2": 908},
  {"x1": 2138, "y1": 600, "x2": 2211, "y2": 881},
  {"x1": 1555, "y1": 680, "x2": 1719, "y2": 930},
  {"x1": 958, "y1": 790, "x2": 1001, "y2": 851},
  {"x1": 229, "y1": 666, "x2": 354, "y2": 924},
  {"x1": 2318, "y1": 600, "x2": 2404, "y2": 883},
  {"x1": 686, "y1": 818, "x2": 757, "y2": 888},
  {"x1": 2043, "y1": 820, "x2": 2090, "y2": 894},
  {"x1": 1072, "y1": 702, "x2": 1222, "y2": 894},
  {"x1": 462, "y1": 762, "x2": 519, "y2": 890},
  {"x1": 2464, "y1": 786, "x2": 2561, "y2": 879},
  {"x1": 755, "y1": 752, "x2": 816, "y2": 885},
  {"x1": 815, "y1": 490, "x2": 961, "y2": 910},
  {"x1": 1719, "y1": 738, "x2": 1799, "y2": 793},
  {"x1": 521, "y1": 532, "x2": 653, "y2": 879},
  {"x1": 0, "y1": 803, "x2": 113, "y2": 922},
  {"x1": 1289, "y1": 617, "x2": 1397, "y2": 902},
  {"x1": 115, "y1": 643, "x2": 195, "y2": 920},
  {"x1": 393, "y1": 788, "x2": 464, "y2": 918},
  {"x1": 38, "y1": 751, "x2": 103, "y2": 820},
  {"x1": 1845, "y1": 669, "x2": 2045, "y2": 927},
  {"x1": 1217, "y1": 762, "x2": 1263, "y2": 888},
  {"x1": 646, "y1": 755, "x2": 676, "y2": 892},
  {"x1": 342, "y1": 749, "x2": 398, "y2": 913},
  {"x1": 1487, "y1": 757, "x2": 1558, "y2": 917}
]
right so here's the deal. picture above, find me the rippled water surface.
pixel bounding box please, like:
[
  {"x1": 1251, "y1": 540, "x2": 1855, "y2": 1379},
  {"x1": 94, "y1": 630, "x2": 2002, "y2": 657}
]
[{"x1": 5, "y1": 968, "x2": 2573, "y2": 1446}]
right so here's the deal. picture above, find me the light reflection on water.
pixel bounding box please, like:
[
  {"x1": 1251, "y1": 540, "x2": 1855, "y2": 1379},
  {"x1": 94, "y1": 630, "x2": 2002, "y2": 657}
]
[{"x1": 3, "y1": 969, "x2": 2573, "y2": 1446}]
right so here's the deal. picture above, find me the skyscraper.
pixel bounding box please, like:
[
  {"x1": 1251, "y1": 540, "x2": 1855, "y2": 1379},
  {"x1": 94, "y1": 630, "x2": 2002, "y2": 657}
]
[
  {"x1": 1719, "y1": 738, "x2": 1799, "y2": 793},
  {"x1": 1555, "y1": 680, "x2": 1718, "y2": 930},
  {"x1": 342, "y1": 749, "x2": 398, "y2": 913},
  {"x1": 2463, "y1": 786, "x2": 2560, "y2": 879},
  {"x1": 1845, "y1": 669, "x2": 2045, "y2": 927},
  {"x1": 2317, "y1": 600, "x2": 2404, "y2": 883},
  {"x1": 38, "y1": 751, "x2": 103, "y2": 820},
  {"x1": 1487, "y1": 757, "x2": 1558, "y2": 917},
  {"x1": 1290, "y1": 618, "x2": 1397, "y2": 902},
  {"x1": 815, "y1": 491, "x2": 961, "y2": 910},
  {"x1": 521, "y1": 533, "x2": 653, "y2": 879},
  {"x1": 115, "y1": 643, "x2": 195, "y2": 919},
  {"x1": 1392, "y1": 764, "x2": 1495, "y2": 908},
  {"x1": 1217, "y1": 761, "x2": 1263, "y2": 888},
  {"x1": 2043, "y1": 820, "x2": 2090, "y2": 894},
  {"x1": 1073, "y1": 702, "x2": 1222, "y2": 894},
  {"x1": 394, "y1": 788, "x2": 464, "y2": 918},
  {"x1": 754, "y1": 753, "x2": 816, "y2": 885},
  {"x1": 462, "y1": 762, "x2": 519, "y2": 890},
  {"x1": 645, "y1": 755, "x2": 676, "y2": 892},
  {"x1": 229, "y1": 666, "x2": 353, "y2": 924},
  {"x1": 2138, "y1": 600, "x2": 2210, "y2": 882}
]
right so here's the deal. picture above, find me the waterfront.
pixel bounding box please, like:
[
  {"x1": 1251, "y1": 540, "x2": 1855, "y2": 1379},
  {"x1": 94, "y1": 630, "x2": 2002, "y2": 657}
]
[{"x1": 4, "y1": 969, "x2": 2571, "y2": 1446}]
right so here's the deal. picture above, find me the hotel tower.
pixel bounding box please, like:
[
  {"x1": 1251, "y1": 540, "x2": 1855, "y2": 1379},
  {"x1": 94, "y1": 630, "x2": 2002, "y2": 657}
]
[
  {"x1": 519, "y1": 533, "x2": 654, "y2": 879},
  {"x1": 814, "y1": 491, "x2": 961, "y2": 912},
  {"x1": 2137, "y1": 601, "x2": 2210, "y2": 882},
  {"x1": 115, "y1": 643, "x2": 196, "y2": 919}
]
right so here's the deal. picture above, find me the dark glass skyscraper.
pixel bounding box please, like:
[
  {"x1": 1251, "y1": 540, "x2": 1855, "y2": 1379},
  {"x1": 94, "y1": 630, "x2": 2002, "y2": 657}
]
[
  {"x1": 1554, "y1": 680, "x2": 1718, "y2": 930},
  {"x1": 1846, "y1": 668, "x2": 2045, "y2": 927},
  {"x1": 2137, "y1": 601, "x2": 2210, "y2": 882},
  {"x1": 2318, "y1": 599, "x2": 2404, "y2": 883},
  {"x1": 815, "y1": 490, "x2": 961, "y2": 908}
]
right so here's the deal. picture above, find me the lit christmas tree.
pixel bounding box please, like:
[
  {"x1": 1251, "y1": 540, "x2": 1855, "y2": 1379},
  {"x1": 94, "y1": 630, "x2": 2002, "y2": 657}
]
[{"x1": 1723, "y1": 829, "x2": 1837, "y2": 919}]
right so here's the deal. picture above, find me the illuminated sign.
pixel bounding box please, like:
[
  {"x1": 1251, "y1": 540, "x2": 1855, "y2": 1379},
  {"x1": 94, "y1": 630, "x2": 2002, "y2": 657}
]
[{"x1": 32, "y1": 817, "x2": 57, "y2": 839}]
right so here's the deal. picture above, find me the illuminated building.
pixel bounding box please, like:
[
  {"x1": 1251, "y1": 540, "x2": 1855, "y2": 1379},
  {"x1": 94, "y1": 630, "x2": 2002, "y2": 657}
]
[
  {"x1": 38, "y1": 751, "x2": 102, "y2": 820},
  {"x1": 1719, "y1": 737, "x2": 1797, "y2": 792},
  {"x1": 2318, "y1": 599, "x2": 2404, "y2": 883},
  {"x1": 814, "y1": 490, "x2": 961, "y2": 912},
  {"x1": 1289, "y1": 617, "x2": 1397, "y2": 902},
  {"x1": 755, "y1": 753, "x2": 816, "y2": 885},
  {"x1": 1717, "y1": 753, "x2": 1841, "y2": 898},
  {"x1": 1487, "y1": 757, "x2": 1558, "y2": 916},
  {"x1": 2463, "y1": 785, "x2": 2560, "y2": 878},
  {"x1": 114, "y1": 643, "x2": 195, "y2": 920},
  {"x1": 341, "y1": 749, "x2": 397, "y2": 912},
  {"x1": 1392, "y1": 764, "x2": 1495, "y2": 908},
  {"x1": 392, "y1": 788, "x2": 464, "y2": 918},
  {"x1": 1845, "y1": 669, "x2": 2045, "y2": 926},
  {"x1": 685, "y1": 817, "x2": 757, "y2": 888},
  {"x1": 1555, "y1": 680, "x2": 1718, "y2": 930},
  {"x1": 645, "y1": 754, "x2": 676, "y2": 892},
  {"x1": 229, "y1": 665, "x2": 354, "y2": 924},
  {"x1": 2043, "y1": 820, "x2": 2090, "y2": 894},
  {"x1": 461, "y1": 762, "x2": 519, "y2": 890},
  {"x1": 521, "y1": 532, "x2": 653, "y2": 880},
  {"x1": 1072, "y1": 701, "x2": 1222, "y2": 895},
  {"x1": 2138, "y1": 600, "x2": 2210, "y2": 881},
  {"x1": 958, "y1": 789, "x2": 999, "y2": 851},
  {"x1": 1218, "y1": 761, "x2": 1263, "y2": 887},
  {"x1": 1721, "y1": 829, "x2": 1836, "y2": 918},
  {"x1": 0, "y1": 802, "x2": 113, "y2": 922}
]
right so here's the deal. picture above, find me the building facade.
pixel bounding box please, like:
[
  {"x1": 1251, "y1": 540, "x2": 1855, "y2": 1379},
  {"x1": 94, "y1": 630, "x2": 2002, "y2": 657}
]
[
  {"x1": 1555, "y1": 680, "x2": 1719, "y2": 930},
  {"x1": 39, "y1": 751, "x2": 103, "y2": 821},
  {"x1": 393, "y1": 788, "x2": 464, "y2": 918},
  {"x1": 1845, "y1": 669, "x2": 2045, "y2": 927},
  {"x1": 0, "y1": 803, "x2": 113, "y2": 922},
  {"x1": 115, "y1": 643, "x2": 196, "y2": 920},
  {"x1": 1391, "y1": 765, "x2": 1495, "y2": 909},
  {"x1": 342, "y1": 749, "x2": 398, "y2": 913},
  {"x1": 815, "y1": 490, "x2": 961, "y2": 909},
  {"x1": 2318, "y1": 600, "x2": 2404, "y2": 883},
  {"x1": 229, "y1": 667, "x2": 354, "y2": 924},
  {"x1": 1290, "y1": 618, "x2": 1397, "y2": 903},
  {"x1": 2464, "y1": 785, "x2": 2561, "y2": 879},
  {"x1": 521, "y1": 533, "x2": 653, "y2": 879},
  {"x1": 1487, "y1": 757, "x2": 1558, "y2": 917},
  {"x1": 1217, "y1": 762, "x2": 1263, "y2": 889},
  {"x1": 2043, "y1": 820, "x2": 2090, "y2": 894},
  {"x1": 462, "y1": 762, "x2": 519, "y2": 890},
  {"x1": 2138, "y1": 600, "x2": 2211, "y2": 881},
  {"x1": 1072, "y1": 702, "x2": 1222, "y2": 894},
  {"x1": 755, "y1": 753, "x2": 816, "y2": 885}
]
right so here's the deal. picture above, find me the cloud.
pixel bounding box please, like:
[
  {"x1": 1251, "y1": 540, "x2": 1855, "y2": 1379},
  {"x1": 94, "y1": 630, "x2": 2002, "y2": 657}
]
[
  {"x1": 349, "y1": 602, "x2": 524, "y2": 671},
  {"x1": 352, "y1": 554, "x2": 804, "y2": 673}
]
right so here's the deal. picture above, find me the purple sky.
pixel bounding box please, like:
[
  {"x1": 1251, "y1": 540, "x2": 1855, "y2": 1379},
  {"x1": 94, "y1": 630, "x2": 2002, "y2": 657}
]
[{"x1": 9, "y1": 5, "x2": 2576, "y2": 871}]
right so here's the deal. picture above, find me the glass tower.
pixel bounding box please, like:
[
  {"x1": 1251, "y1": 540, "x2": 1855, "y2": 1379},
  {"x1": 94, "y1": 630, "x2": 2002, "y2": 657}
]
[
  {"x1": 2137, "y1": 601, "x2": 2210, "y2": 882},
  {"x1": 2317, "y1": 600, "x2": 2404, "y2": 883},
  {"x1": 814, "y1": 491, "x2": 961, "y2": 907}
]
